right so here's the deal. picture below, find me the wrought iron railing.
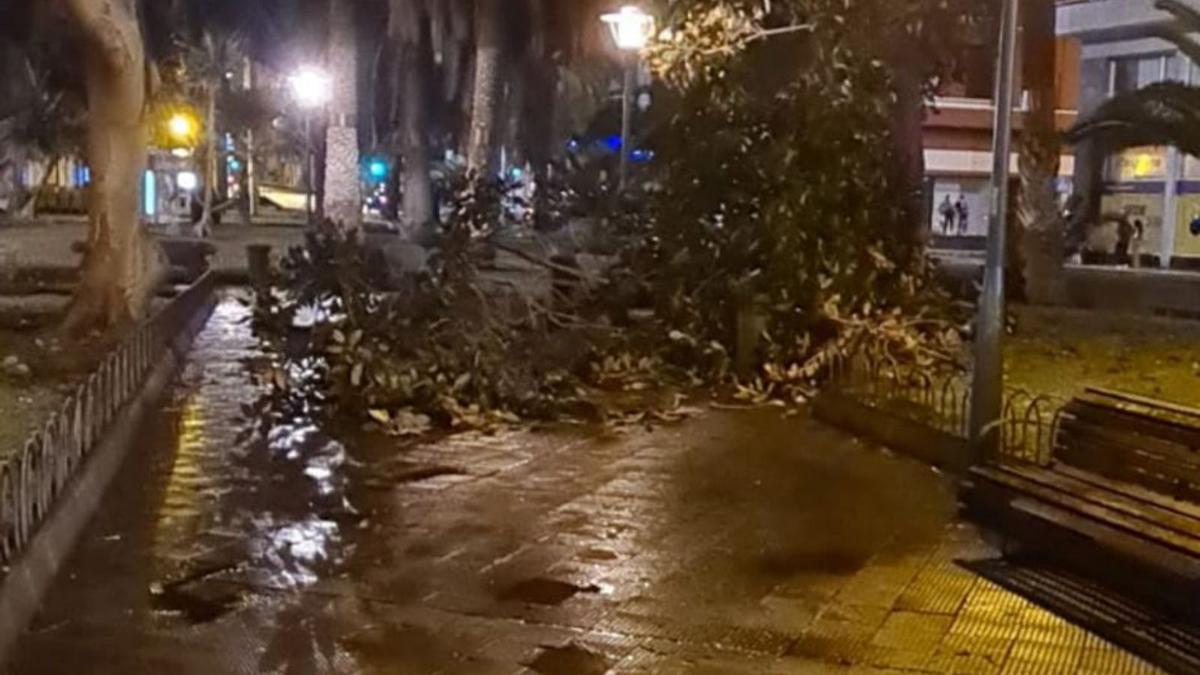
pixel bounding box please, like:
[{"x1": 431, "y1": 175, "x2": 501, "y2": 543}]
[
  {"x1": 827, "y1": 349, "x2": 1066, "y2": 466},
  {"x1": 0, "y1": 273, "x2": 217, "y2": 566}
]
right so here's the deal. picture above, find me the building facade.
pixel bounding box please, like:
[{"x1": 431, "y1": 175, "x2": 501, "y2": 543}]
[
  {"x1": 1058, "y1": 0, "x2": 1200, "y2": 265},
  {"x1": 924, "y1": 7, "x2": 1080, "y2": 240}
]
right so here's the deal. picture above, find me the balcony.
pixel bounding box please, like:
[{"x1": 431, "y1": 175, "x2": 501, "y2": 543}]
[{"x1": 1057, "y1": 0, "x2": 1174, "y2": 42}]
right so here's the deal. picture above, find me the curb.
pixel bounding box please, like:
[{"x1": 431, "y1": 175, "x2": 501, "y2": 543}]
[
  {"x1": 0, "y1": 291, "x2": 216, "y2": 670},
  {"x1": 813, "y1": 391, "x2": 970, "y2": 475}
]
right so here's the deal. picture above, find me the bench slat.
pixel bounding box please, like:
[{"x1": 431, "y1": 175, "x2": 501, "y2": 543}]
[
  {"x1": 1057, "y1": 442, "x2": 1200, "y2": 504},
  {"x1": 995, "y1": 463, "x2": 1200, "y2": 541},
  {"x1": 1069, "y1": 396, "x2": 1200, "y2": 449},
  {"x1": 1057, "y1": 421, "x2": 1200, "y2": 501},
  {"x1": 970, "y1": 466, "x2": 1200, "y2": 558},
  {"x1": 1053, "y1": 464, "x2": 1200, "y2": 522},
  {"x1": 1058, "y1": 421, "x2": 1200, "y2": 482},
  {"x1": 1065, "y1": 400, "x2": 1200, "y2": 451},
  {"x1": 1010, "y1": 497, "x2": 1200, "y2": 583},
  {"x1": 1084, "y1": 387, "x2": 1200, "y2": 429}
]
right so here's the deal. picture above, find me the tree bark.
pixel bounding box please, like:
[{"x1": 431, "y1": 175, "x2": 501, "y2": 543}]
[
  {"x1": 324, "y1": 0, "x2": 363, "y2": 229},
  {"x1": 390, "y1": 0, "x2": 436, "y2": 226},
  {"x1": 195, "y1": 83, "x2": 218, "y2": 237},
  {"x1": 887, "y1": 61, "x2": 930, "y2": 246},
  {"x1": 466, "y1": 0, "x2": 503, "y2": 175},
  {"x1": 62, "y1": 0, "x2": 165, "y2": 335},
  {"x1": 1017, "y1": 0, "x2": 1065, "y2": 305},
  {"x1": 400, "y1": 41, "x2": 435, "y2": 226}
]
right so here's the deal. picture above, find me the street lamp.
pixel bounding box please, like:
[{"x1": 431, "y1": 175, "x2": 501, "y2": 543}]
[
  {"x1": 968, "y1": 0, "x2": 1020, "y2": 462},
  {"x1": 601, "y1": 5, "x2": 654, "y2": 193},
  {"x1": 289, "y1": 66, "x2": 332, "y2": 110},
  {"x1": 289, "y1": 66, "x2": 332, "y2": 223},
  {"x1": 167, "y1": 113, "x2": 197, "y2": 144}
]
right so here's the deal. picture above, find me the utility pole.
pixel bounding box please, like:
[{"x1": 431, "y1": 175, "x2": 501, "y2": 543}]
[{"x1": 969, "y1": 0, "x2": 1020, "y2": 462}]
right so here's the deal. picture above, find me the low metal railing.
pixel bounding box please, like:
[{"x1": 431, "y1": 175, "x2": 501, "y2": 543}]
[
  {"x1": 827, "y1": 349, "x2": 1066, "y2": 467},
  {"x1": 0, "y1": 272, "x2": 216, "y2": 566}
]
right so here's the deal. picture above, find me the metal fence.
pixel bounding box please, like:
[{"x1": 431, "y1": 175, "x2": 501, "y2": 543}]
[
  {"x1": 0, "y1": 273, "x2": 217, "y2": 566},
  {"x1": 828, "y1": 350, "x2": 1066, "y2": 466}
]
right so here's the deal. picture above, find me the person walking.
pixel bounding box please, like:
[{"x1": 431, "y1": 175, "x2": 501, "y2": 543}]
[
  {"x1": 1114, "y1": 216, "x2": 1134, "y2": 265},
  {"x1": 955, "y1": 194, "x2": 970, "y2": 235},
  {"x1": 938, "y1": 195, "x2": 955, "y2": 235}
]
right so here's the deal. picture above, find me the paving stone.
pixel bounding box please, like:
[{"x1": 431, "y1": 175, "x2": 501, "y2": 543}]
[{"x1": 5, "y1": 297, "x2": 1163, "y2": 673}]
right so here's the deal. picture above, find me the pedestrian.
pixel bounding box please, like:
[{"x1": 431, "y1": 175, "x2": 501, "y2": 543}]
[
  {"x1": 1115, "y1": 216, "x2": 1134, "y2": 265},
  {"x1": 955, "y1": 194, "x2": 969, "y2": 235},
  {"x1": 938, "y1": 195, "x2": 955, "y2": 235},
  {"x1": 1130, "y1": 219, "x2": 1145, "y2": 268}
]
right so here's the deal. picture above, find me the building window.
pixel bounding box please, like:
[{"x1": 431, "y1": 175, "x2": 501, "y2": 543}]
[{"x1": 1107, "y1": 54, "x2": 1172, "y2": 182}]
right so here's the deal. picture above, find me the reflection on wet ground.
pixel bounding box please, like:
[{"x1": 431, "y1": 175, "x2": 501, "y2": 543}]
[{"x1": 10, "y1": 297, "x2": 1158, "y2": 674}]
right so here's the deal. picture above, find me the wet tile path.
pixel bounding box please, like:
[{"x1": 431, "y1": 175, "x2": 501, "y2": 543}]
[{"x1": 10, "y1": 298, "x2": 1157, "y2": 673}]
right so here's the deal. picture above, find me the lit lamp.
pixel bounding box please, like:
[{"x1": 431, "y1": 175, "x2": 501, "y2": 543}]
[
  {"x1": 288, "y1": 66, "x2": 332, "y2": 222},
  {"x1": 601, "y1": 6, "x2": 654, "y2": 193},
  {"x1": 167, "y1": 113, "x2": 196, "y2": 143},
  {"x1": 289, "y1": 66, "x2": 332, "y2": 110}
]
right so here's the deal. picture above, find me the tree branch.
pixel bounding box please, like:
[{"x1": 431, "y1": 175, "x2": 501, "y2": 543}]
[{"x1": 745, "y1": 24, "x2": 815, "y2": 44}]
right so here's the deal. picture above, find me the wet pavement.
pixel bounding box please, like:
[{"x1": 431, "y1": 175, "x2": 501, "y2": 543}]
[{"x1": 10, "y1": 298, "x2": 1158, "y2": 674}]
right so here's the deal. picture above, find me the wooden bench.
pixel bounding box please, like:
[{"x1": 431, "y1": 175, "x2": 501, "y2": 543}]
[{"x1": 965, "y1": 387, "x2": 1200, "y2": 617}]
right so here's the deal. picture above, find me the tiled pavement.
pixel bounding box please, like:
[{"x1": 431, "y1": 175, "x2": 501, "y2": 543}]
[{"x1": 10, "y1": 299, "x2": 1158, "y2": 674}]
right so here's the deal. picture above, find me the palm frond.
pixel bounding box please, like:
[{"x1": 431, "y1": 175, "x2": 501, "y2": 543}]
[
  {"x1": 1149, "y1": 1, "x2": 1200, "y2": 69},
  {"x1": 1064, "y1": 81, "x2": 1200, "y2": 155}
]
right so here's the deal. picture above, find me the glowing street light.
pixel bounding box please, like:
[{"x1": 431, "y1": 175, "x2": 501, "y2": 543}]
[
  {"x1": 289, "y1": 66, "x2": 332, "y2": 109},
  {"x1": 601, "y1": 6, "x2": 654, "y2": 194},
  {"x1": 167, "y1": 112, "x2": 197, "y2": 144},
  {"x1": 289, "y1": 66, "x2": 332, "y2": 223},
  {"x1": 601, "y1": 5, "x2": 654, "y2": 51}
]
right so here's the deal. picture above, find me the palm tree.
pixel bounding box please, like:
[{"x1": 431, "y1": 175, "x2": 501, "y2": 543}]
[
  {"x1": 1017, "y1": 0, "x2": 1065, "y2": 305},
  {"x1": 180, "y1": 29, "x2": 244, "y2": 236},
  {"x1": 324, "y1": 0, "x2": 363, "y2": 229},
  {"x1": 0, "y1": 54, "x2": 85, "y2": 219},
  {"x1": 387, "y1": 0, "x2": 436, "y2": 226},
  {"x1": 466, "y1": 0, "x2": 502, "y2": 174},
  {"x1": 1064, "y1": 0, "x2": 1200, "y2": 246}
]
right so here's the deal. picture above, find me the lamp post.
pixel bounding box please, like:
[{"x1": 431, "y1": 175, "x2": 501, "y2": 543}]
[
  {"x1": 289, "y1": 66, "x2": 332, "y2": 224},
  {"x1": 968, "y1": 0, "x2": 1020, "y2": 462},
  {"x1": 601, "y1": 6, "x2": 654, "y2": 193}
]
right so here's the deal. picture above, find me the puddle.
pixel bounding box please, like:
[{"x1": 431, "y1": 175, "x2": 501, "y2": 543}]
[
  {"x1": 498, "y1": 577, "x2": 601, "y2": 606},
  {"x1": 525, "y1": 643, "x2": 611, "y2": 675}
]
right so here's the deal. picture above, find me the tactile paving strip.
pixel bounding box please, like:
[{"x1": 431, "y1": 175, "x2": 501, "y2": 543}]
[{"x1": 964, "y1": 558, "x2": 1194, "y2": 674}]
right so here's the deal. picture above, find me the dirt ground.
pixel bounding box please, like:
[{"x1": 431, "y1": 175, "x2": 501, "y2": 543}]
[
  {"x1": 1005, "y1": 306, "x2": 1200, "y2": 407},
  {"x1": 0, "y1": 301, "x2": 129, "y2": 459}
]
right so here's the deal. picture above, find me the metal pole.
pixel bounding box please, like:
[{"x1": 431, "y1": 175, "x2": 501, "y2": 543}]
[
  {"x1": 304, "y1": 113, "x2": 314, "y2": 226},
  {"x1": 618, "y1": 56, "x2": 634, "y2": 193},
  {"x1": 969, "y1": 0, "x2": 1020, "y2": 462},
  {"x1": 244, "y1": 57, "x2": 258, "y2": 220}
]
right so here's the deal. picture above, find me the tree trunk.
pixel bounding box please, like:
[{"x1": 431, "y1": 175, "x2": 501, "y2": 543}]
[
  {"x1": 390, "y1": 0, "x2": 436, "y2": 227},
  {"x1": 195, "y1": 84, "x2": 218, "y2": 237},
  {"x1": 62, "y1": 0, "x2": 165, "y2": 335},
  {"x1": 400, "y1": 40, "x2": 435, "y2": 226},
  {"x1": 466, "y1": 0, "x2": 502, "y2": 175},
  {"x1": 323, "y1": 0, "x2": 363, "y2": 230},
  {"x1": 1017, "y1": 0, "x2": 1065, "y2": 305},
  {"x1": 888, "y1": 62, "x2": 930, "y2": 247}
]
